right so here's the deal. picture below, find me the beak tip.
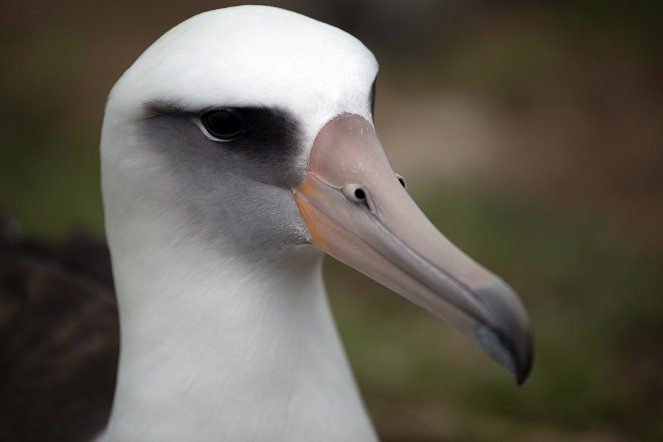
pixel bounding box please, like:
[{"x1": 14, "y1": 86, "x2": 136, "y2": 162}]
[
  {"x1": 473, "y1": 280, "x2": 534, "y2": 385},
  {"x1": 475, "y1": 322, "x2": 534, "y2": 385},
  {"x1": 515, "y1": 339, "x2": 533, "y2": 386}
]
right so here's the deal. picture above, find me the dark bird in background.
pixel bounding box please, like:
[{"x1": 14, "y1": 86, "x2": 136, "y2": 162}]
[{"x1": 0, "y1": 219, "x2": 118, "y2": 442}]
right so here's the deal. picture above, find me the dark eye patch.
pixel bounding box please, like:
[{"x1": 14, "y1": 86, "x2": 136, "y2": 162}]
[
  {"x1": 225, "y1": 107, "x2": 301, "y2": 163},
  {"x1": 142, "y1": 100, "x2": 304, "y2": 187}
]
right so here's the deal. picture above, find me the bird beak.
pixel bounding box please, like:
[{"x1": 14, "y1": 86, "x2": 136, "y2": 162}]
[{"x1": 293, "y1": 113, "x2": 533, "y2": 384}]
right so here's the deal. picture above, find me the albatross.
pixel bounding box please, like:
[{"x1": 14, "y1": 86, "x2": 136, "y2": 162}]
[{"x1": 1, "y1": 5, "x2": 532, "y2": 442}]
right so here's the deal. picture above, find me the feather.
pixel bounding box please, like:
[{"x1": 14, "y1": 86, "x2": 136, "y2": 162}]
[{"x1": 0, "y1": 218, "x2": 118, "y2": 442}]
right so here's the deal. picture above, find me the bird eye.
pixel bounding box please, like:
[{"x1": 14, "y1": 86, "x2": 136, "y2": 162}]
[{"x1": 200, "y1": 110, "x2": 245, "y2": 141}]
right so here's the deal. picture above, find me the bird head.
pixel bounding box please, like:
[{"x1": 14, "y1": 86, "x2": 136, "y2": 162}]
[{"x1": 101, "y1": 5, "x2": 533, "y2": 383}]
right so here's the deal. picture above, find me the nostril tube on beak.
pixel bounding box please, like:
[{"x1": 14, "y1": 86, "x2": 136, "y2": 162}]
[
  {"x1": 353, "y1": 188, "x2": 366, "y2": 200},
  {"x1": 395, "y1": 173, "x2": 407, "y2": 189},
  {"x1": 342, "y1": 184, "x2": 372, "y2": 212},
  {"x1": 342, "y1": 183, "x2": 366, "y2": 202}
]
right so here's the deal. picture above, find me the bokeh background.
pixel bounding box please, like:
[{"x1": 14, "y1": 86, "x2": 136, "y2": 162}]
[{"x1": 2, "y1": 0, "x2": 662, "y2": 440}]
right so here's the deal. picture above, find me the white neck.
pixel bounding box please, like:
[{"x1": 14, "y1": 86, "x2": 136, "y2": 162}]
[{"x1": 99, "y1": 221, "x2": 377, "y2": 442}]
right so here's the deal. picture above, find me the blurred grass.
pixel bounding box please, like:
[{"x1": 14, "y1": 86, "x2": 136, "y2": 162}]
[
  {"x1": 0, "y1": 127, "x2": 103, "y2": 237},
  {"x1": 327, "y1": 184, "x2": 663, "y2": 440},
  {"x1": 2, "y1": 1, "x2": 662, "y2": 440}
]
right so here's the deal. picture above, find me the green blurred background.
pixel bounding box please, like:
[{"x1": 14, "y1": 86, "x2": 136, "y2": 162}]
[{"x1": 2, "y1": 0, "x2": 662, "y2": 440}]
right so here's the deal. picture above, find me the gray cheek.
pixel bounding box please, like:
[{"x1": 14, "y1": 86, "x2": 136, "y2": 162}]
[{"x1": 138, "y1": 115, "x2": 309, "y2": 255}]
